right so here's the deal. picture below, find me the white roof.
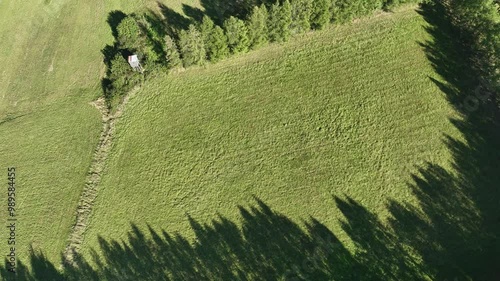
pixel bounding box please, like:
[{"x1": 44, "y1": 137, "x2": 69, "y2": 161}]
[
  {"x1": 128, "y1": 55, "x2": 140, "y2": 68},
  {"x1": 128, "y1": 55, "x2": 139, "y2": 63}
]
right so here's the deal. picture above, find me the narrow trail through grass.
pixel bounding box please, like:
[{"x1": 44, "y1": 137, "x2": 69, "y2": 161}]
[{"x1": 63, "y1": 90, "x2": 137, "y2": 264}]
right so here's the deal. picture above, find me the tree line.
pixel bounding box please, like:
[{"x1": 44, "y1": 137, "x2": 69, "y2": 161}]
[{"x1": 103, "y1": 0, "x2": 420, "y2": 105}]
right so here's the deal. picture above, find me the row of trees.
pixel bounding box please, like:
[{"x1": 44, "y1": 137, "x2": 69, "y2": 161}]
[
  {"x1": 170, "y1": 0, "x2": 421, "y2": 67},
  {"x1": 104, "y1": 0, "x2": 420, "y2": 103},
  {"x1": 166, "y1": 0, "x2": 331, "y2": 69}
]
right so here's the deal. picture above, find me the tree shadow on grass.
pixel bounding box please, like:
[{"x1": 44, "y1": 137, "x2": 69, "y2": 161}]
[
  {"x1": 385, "y1": 2, "x2": 500, "y2": 281},
  {"x1": 2, "y1": 197, "x2": 399, "y2": 281},
  {"x1": 136, "y1": 0, "x2": 272, "y2": 40},
  {"x1": 335, "y1": 197, "x2": 421, "y2": 280},
  {"x1": 197, "y1": 0, "x2": 275, "y2": 25},
  {"x1": 107, "y1": 10, "x2": 127, "y2": 39},
  {"x1": 182, "y1": 4, "x2": 205, "y2": 23},
  {"x1": 7, "y1": 193, "x2": 475, "y2": 281},
  {"x1": 16, "y1": 186, "x2": 493, "y2": 281},
  {"x1": 156, "y1": 2, "x2": 193, "y2": 36},
  {"x1": 2, "y1": 2, "x2": 499, "y2": 281}
]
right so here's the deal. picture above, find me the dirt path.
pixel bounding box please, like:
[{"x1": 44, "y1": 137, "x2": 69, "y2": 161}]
[{"x1": 63, "y1": 89, "x2": 137, "y2": 264}]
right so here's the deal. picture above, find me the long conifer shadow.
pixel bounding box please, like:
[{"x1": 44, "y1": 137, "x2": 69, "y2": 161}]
[
  {"x1": 156, "y1": 2, "x2": 193, "y2": 36},
  {"x1": 182, "y1": 4, "x2": 204, "y2": 23},
  {"x1": 84, "y1": 197, "x2": 368, "y2": 280},
  {"x1": 2, "y1": 2, "x2": 499, "y2": 281},
  {"x1": 2, "y1": 197, "x2": 413, "y2": 281},
  {"x1": 335, "y1": 197, "x2": 421, "y2": 280},
  {"x1": 197, "y1": 0, "x2": 274, "y2": 25},
  {"x1": 385, "y1": 2, "x2": 500, "y2": 280}
]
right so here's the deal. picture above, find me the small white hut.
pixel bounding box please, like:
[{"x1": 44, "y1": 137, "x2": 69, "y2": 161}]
[{"x1": 128, "y1": 55, "x2": 143, "y2": 72}]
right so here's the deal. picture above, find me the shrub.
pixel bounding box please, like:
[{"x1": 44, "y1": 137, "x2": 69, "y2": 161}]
[
  {"x1": 107, "y1": 54, "x2": 142, "y2": 104},
  {"x1": 116, "y1": 16, "x2": 144, "y2": 51}
]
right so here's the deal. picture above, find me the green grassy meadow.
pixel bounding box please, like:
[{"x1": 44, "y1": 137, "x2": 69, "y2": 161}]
[
  {"x1": 3, "y1": 0, "x2": 498, "y2": 278},
  {"x1": 83, "y1": 5, "x2": 463, "y2": 258},
  {"x1": 0, "y1": 0, "x2": 199, "y2": 267}
]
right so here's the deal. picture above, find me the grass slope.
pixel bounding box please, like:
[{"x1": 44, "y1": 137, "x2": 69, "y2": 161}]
[
  {"x1": 0, "y1": 0, "x2": 199, "y2": 267},
  {"x1": 84, "y1": 5, "x2": 463, "y2": 258}
]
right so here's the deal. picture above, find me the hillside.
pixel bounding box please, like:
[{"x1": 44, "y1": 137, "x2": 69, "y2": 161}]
[
  {"x1": 1, "y1": 1, "x2": 499, "y2": 280},
  {"x1": 84, "y1": 3, "x2": 461, "y2": 267}
]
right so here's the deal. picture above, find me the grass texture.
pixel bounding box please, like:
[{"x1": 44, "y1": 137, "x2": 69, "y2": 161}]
[{"x1": 83, "y1": 5, "x2": 463, "y2": 258}]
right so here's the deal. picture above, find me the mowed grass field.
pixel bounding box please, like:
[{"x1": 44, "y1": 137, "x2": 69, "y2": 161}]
[
  {"x1": 83, "y1": 5, "x2": 464, "y2": 259},
  {"x1": 0, "y1": 0, "x2": 200, "y2": 267}
]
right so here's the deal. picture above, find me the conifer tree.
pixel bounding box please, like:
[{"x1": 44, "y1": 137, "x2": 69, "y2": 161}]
[
  {"x1": 290, "y1": 0, "x2": 313, "y2": 34},
  {"x1": 311, "y1": 0, "x2": 331, "y2": 29},
  {"x1": 164, "y1": 35, "x2": 182, "y2": 69},
  {"x1": 268, "y1": 0, "x2": 292, "y2": 42},
  {"x1": 199, "y1": 16, "x2": 230, "y2": 62},
  {"x1": 224, "y1": 16, "x2": 250, "y2": 54},
  {"x1": 208, "y1": 26, "x2": 230, "y2": 62},
  {"x1": 330, "y1": 0, "x2": 356, "y2": 23},
  {"x1": 178, "y1": 24, "x2": 206, "y2": 67},
  {"x1": 247, "y1": 5, "x2": 269, "y2": 49},
  {"x1": 281, "y1": 0, "x2": 293, "y2": 41},
  {"x1": 199, "y1": 15, "x2": 216, "y2": 46},
  {"x1": 268, "y1": 1, "x2": 282, "y2": 42}
]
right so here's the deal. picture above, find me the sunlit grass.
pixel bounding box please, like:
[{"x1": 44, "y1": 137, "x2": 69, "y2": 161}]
[
  {"x1": 0, "y1": 0, "x2": 200, "y2": 266},
  {"x1": 84, "y1": 5, "x2": 464, "y2": 258}
]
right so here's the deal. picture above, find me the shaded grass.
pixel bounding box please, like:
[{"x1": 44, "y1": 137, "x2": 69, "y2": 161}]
[
  {"x1": 1, "y1": 197, "x2": 425, "y2": 280},
  {"x1": 84, "y1": 5, "x2": 464, "y2": 258}
]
